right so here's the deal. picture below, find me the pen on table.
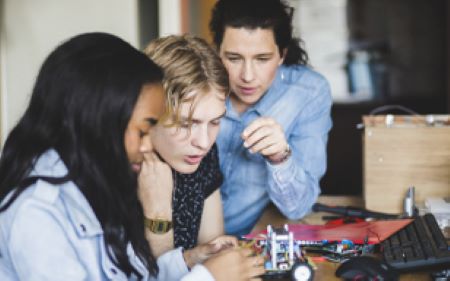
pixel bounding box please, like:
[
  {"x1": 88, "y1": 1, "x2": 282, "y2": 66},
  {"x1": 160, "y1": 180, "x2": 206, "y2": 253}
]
[{"x1": 322, "y1": 215, "x2": 344, "y2": 220}]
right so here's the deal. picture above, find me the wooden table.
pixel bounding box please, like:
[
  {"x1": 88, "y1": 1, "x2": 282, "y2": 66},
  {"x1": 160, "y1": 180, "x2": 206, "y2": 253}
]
[{"x1": 252, "y1": 196, "x2": 432, "y2": 281}]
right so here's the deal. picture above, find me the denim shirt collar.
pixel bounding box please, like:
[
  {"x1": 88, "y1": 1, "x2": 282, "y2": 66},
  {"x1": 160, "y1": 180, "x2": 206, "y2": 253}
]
[
  {"x1": 225, "y1": 98, "x2": 240, "y2": 120},
  {"x1": 30, "y1": 149, "x2": 103, "y2": 237},
  {"x1": 253, "y1": 66, "x2": 286, "y2": 115}
]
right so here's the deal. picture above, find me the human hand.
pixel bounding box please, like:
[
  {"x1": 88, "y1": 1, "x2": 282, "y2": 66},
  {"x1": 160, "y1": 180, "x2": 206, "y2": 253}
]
[
  {"x1": 203, "y1": 247, "x2": 265, "y2": 281},
  {"x1": 183, "y1": 235, "x2": 238, "y2": 268},
  {"x1": 242, "y1": 117, "x2": 289, "y2": 163},
  {"x1": 207, "y1": 235, "x2": 239, "y2": 253},
  {"x1": 137, "y1": 150, "x2": 173, "y2": 217}
]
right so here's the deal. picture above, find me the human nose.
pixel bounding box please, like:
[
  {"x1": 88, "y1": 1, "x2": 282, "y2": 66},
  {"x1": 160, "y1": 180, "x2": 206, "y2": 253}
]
[
  {"x1": 191, "y1": 125, "x2": 210, "y2": 150},
  {"x1": 240, "y1": 60, "x2": 255, "y2": 83},
  {"x1": 139, "y1": 134, "x2": 152, "y2": 154}
]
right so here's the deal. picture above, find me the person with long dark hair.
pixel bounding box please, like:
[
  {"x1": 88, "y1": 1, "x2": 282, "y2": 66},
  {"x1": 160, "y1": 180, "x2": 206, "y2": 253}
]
[
  {"x1": 210, "y1": 0, "x2": 333, "y2": 236},
  {"x1": 0, "y1": 32, "x2": 263, "y2": 281}
]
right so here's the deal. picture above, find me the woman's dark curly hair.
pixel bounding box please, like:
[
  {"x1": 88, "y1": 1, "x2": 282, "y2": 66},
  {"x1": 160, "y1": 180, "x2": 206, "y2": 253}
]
[{"x1": 210, "y1": 0, "x2": 308, "y2": 66}]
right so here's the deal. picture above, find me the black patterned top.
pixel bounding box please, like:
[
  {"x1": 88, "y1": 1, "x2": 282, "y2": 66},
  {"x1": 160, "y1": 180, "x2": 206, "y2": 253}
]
[{"x1": 172, "y1": 143, "x2": 223, "y2": 249}]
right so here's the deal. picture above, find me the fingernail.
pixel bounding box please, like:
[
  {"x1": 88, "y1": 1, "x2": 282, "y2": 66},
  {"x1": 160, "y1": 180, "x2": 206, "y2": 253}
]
[{"x1": 243, "y1": 142, "x2": 249, "y2": 148}]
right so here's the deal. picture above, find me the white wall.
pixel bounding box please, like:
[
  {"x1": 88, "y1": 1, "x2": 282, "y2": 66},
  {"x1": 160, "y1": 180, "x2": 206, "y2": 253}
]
[
  {"x1": 0, "y1": 0, "x2": 140, "y2": 144},
  {"x1": 158, "y1": 0, "x2": 181, "y2": 37},
  {"x1": 292, "y1": 0, "x2": 349, "y2": 101}
]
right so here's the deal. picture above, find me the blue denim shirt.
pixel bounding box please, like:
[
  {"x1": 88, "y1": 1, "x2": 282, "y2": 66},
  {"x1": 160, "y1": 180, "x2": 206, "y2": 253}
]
[
  {"x1": 0, "y1": 149, "x2": 214, "y2": 281},
  {"x1": 217, "y1": 65, "x2": 333, "y2": 235}
]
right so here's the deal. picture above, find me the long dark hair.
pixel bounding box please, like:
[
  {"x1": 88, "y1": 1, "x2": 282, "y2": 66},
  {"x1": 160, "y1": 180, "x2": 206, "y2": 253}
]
[
  {"x1": 0, "y1": 32, "x2": 163, "y2": 278},
  {"x1": 210, "y1": 0, "x2": 308, "y2": 66}
]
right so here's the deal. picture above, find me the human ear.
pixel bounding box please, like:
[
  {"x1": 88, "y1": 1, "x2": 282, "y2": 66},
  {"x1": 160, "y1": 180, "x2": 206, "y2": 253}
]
[{"x1": 279, "y1": 48, "x2": 287, "y2": 66}]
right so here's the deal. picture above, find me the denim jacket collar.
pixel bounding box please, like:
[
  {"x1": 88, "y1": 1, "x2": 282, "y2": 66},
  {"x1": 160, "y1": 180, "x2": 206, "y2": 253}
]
[
  {"x1": 30, "y1": 149, "x2": 103, "y2": 237},
  {"x1": 62, "y1": 183, "x2": 103, "y2": 238}
]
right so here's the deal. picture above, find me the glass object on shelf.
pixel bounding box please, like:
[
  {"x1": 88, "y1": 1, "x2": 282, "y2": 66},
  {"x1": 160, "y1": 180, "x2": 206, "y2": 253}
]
[{"x1": 346, "y1": 44, "x2": 389, "y2": 101}]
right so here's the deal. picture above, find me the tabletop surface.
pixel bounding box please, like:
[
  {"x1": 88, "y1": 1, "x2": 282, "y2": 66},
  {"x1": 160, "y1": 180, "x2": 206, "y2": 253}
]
[{"x1": 251, "y1": 195, "x2": 432, "y2": 281}]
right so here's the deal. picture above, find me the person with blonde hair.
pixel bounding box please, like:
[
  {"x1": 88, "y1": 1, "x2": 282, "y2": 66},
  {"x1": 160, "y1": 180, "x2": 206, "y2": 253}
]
[{"x1": 139, "y1": 35, "x2": 263, "y2": 278}]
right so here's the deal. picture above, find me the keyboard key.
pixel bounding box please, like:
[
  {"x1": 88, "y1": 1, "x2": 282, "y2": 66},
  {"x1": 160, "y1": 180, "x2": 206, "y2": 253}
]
[
  {"x1": 424, "y1": 214, "x2": 448, "y2": 251},
  {"x1": 390, "y1": 234, "x2": 400, "y2": 246},
  {"x1": 413, "y1": 246, "x2": 424, "y2": 260}
]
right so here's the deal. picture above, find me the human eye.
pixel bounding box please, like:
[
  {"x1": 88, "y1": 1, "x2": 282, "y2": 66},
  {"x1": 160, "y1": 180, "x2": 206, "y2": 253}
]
[
  {"x1": 179, "y1": 120, "x2": 191, "y2": 128},
  {"x1": 226, "y1": 55, "x2": 241, "y2": 63},
  {"x1": 147, "y1": 118, "x2": 158, "y2": 126},
  {"x1": 173, "y1": 114, "x2": 193, "y2": 130},
  {"x1": 256, "y1": 56, "x2": 271, "y2": 62},
  {"x1": 211, "y1": 119, "x2": 221, "y2": 126}
]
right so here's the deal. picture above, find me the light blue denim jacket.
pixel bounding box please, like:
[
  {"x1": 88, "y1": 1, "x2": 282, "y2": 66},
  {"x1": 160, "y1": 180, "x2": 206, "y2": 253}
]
[
  {"x1": 217, "y1": 65, "x2": 333, "y2": 235},
  {"x1": 0, "y1": 149, "x2": 214, "y2": 281}
]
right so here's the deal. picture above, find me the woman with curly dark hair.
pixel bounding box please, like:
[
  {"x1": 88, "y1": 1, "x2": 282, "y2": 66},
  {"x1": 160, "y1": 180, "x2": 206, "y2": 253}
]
[{"x1": 210, "y1": 0, "x2": 333, "y2": 236}]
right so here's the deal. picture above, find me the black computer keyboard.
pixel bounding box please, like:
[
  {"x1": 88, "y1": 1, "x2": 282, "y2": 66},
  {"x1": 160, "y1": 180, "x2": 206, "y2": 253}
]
[{"x1": 381, "y1": 213, "x2": 450, "y2": 272}]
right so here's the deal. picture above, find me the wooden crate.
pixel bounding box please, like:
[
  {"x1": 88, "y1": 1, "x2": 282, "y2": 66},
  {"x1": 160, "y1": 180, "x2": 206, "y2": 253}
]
[{"x1": 363, "y1": 115, "x2": 450, "y2": 213}]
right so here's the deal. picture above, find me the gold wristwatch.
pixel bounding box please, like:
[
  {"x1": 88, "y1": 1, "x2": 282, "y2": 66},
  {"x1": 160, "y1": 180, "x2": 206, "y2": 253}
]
[{"x1": 144, "y1": 217, "x2": 173, "y2": 234}]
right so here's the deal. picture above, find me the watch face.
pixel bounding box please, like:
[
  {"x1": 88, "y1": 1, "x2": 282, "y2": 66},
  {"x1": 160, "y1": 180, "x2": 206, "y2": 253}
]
[
  {"x1": 145, "y1": 218, "x2": 173, "y2": 234},
  {"x1": 155, "y1": 221, "x2": 169, "y2": 233}
]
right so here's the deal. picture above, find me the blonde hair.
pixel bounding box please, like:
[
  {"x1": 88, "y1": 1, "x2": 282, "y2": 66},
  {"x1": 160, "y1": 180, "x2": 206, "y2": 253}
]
[{"x1": 144, "y1": 34, "x2": 229, "y2": 126}]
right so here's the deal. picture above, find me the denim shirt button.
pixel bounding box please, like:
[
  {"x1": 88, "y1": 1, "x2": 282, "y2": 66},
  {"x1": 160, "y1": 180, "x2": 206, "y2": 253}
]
[
  {"x1": 110, "y1": 268, "x2": 117, "y2": 274},
  {"x1": 276, "y1": 172, "x2": 283, "y2": 181}
]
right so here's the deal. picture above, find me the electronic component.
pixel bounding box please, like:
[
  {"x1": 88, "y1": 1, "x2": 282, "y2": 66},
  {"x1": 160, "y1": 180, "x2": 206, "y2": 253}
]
[{"x1": 241, "y1": 225, "x2": 314, "y2": 281}]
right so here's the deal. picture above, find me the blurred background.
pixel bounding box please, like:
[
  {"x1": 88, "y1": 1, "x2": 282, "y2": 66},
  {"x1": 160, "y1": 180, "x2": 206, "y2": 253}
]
[{"x1": 1, "y1": 0, "x2": 449, "y2": 196}]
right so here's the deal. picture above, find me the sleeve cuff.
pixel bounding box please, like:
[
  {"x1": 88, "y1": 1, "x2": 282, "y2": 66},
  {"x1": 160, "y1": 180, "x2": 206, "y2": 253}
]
[
  {"x1": 156, "y1": 247, "x2": 190, "y2": 280},
  {"x1": 267, "y1": 156, "x2": 297, "y2": 184},
  {"x1": 181, "y1": 264, "x2": 215, "y2": 281}
]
